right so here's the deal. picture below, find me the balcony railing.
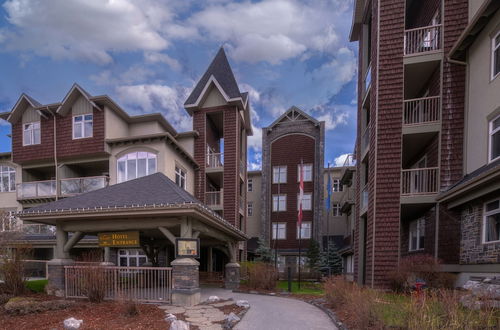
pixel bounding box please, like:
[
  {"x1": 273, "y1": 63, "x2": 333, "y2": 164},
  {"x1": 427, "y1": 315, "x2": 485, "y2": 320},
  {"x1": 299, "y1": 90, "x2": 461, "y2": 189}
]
[
  {"x1": 404, "y1": 96, "x2": 440, "y2": 126},
  {"x1": 360, "y1": 185, "x2": 369, "y2": 213},
  {"x1": 17, "y1": 180, "x2": 56, "y2": 199},
  {"x1": 404, "y1": 25, "x2": 442, "y2": 55},
  {"x1": 361, "y1": 126, "x2": 370, "y2": 155},
  {"x1": 342, "y1": 153, "x2": 356, "y2": 167},
  {"x1": 206, "y1": 191, "x2": 222, "y2": 207},
  {"x1": 401, "y1": 167, "x2": 439, "y2": 195},
  {"x1": 60, "y1": 176, "x2": 108, "y2": 196},
  {"x1": 207, "y1": 152, "x2": 224, "y2": 168}
]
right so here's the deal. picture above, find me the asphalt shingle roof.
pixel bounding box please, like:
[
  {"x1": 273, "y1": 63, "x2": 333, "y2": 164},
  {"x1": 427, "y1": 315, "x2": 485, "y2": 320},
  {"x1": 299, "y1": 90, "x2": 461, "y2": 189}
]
[
  {"x1": 26, "y1": 173, "x2": 200, "y2": 213},
  {"x1": 444, "y1": 157, "x2": 500, "y2": 193}
]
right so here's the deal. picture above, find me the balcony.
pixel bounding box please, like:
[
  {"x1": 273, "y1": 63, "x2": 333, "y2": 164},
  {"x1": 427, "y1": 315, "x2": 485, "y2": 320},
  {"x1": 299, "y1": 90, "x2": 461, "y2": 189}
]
[
  {"x1": 60, "y1": 176, "x2": 108, "y2": 197},
  {"x1": 207, "y1": 152, "x2": 224, "y2": 169},
  {"x1": 404, "y1": 25, "x2": 442, "y2": 56},
  {"x1": 401, "y1": 167, "x2": 439, "y2": 197},
  {"x1": 361, "y1": 126, "x2": 370, "y2": 158},
  {"x1": 17, "y1": 180, "x2": 56, "y2": 200},
  {"x1": 239, "y1": 197, "x2": 245, "y2": 214},
  {"x1": 360, "y1": 185, "x2": 369, "y2": 214},
  {"x1": 340, "y1": 187, "x2": 355, "y2": 213},
  {"x1": 403, "y1": 96, "x2": 441, "y2": 134},
  {"x1": 206, "y1": 190, "x2": 223, "y2": 210}
]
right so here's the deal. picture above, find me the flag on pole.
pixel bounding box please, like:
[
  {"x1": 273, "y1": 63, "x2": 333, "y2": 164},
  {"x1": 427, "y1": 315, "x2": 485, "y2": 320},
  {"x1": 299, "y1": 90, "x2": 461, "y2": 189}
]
[
  {"x1": 326, "y1": 163, "x2": 332, "y2": 212},
  {"x1": 298, "y1": 160, "x2": 304, "y2": 227}
]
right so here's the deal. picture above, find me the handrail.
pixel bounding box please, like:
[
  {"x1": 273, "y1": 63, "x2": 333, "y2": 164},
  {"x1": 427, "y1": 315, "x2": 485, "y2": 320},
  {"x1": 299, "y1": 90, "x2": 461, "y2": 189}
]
[
  {"x1": 404, "y1": 24, "x2": 442, "y2": 33},
  {"x1": 403, "y1": 96, "x2": 440, "y2": 125},
  {"x1": 404, "y1": 24, "x2": 442, "y2": 55},
  {"x1": 401, "y1": 167, "x2": 439, "y2": 195}
]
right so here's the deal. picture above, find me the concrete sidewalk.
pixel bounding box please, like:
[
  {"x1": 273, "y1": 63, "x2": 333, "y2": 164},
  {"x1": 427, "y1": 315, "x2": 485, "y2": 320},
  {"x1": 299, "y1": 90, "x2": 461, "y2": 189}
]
[{"x1": 200, "y1": 287, "x2": 337, "y2": 330}]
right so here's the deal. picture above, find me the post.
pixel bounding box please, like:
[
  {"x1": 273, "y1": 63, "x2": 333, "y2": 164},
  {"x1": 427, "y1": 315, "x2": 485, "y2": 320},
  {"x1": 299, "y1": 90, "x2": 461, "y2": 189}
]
[
  {"x1": 225, "y1": 241, "x2": 240, "y2": 290},
  {"x1": 47, "y1": 224, "x2": 74, "y2": 297},
  {"x1": 287, "y1": 267, "x2": 292, "y2": 292},
  {"x1": 171, "y1": 258, "x2": 200, "y2": 306}
]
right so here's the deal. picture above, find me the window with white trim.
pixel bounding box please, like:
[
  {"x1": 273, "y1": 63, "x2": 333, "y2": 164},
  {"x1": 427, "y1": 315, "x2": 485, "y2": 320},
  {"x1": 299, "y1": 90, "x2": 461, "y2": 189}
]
[
  {"x1": 332, "y1": 203, "x2": 341, "y2": 216},
  {"x1": 118, "y1": 249, "x2": 148, "y2": 267},
  {"x1": 272, "y1": 194, "x2": 286, "y2": 211},
  {"x1": 175, "y1": 165, "x2": 187, "y2": 189},
  {"x1": 489, "y1": 114, "x2": 500, "y2": 162},
  {"x1": 333, "y1": 179, "x2": 343, "y2": 192},
  {"x1": 247, "y1": 178, "x2": 253, "y2": 192},
  {"x1": 273, "y1": 166, "x2": 287, "y2": 183},
  {"x1": 247, "y1": 202, "x2": 253, "y2": 216},
  {"x1": 409, "y1": 218, "x2": 425, "y2": 251},
  {"x1": 0, "y1": 166, "x2": 15, "y2": 192},
  {"x1": 297, "y1": 164, "x2": 312, "y2": 182},
  {"x1": 483, "y1": 199, "x2": 500, "y2": 243},
  {"x1": 297, "y1": 193, "x2": 312, "y2": 211},
  {"x1": 492, "y1": 31, "x2": 500, "y2": 80},
  {"x1": 272, "y1": 222, "x2": 286, "y2": 240},
  {"x1": 297, "y1": 221, "x2": 311, "y2": 239},
  {"x1": 117, "y1": 151, "x2": 157, "y2": 183},
  {"x1": 23, "y1": 122, "x2": 40, "y2": 146},
  {"x1": 73, "y1": 114, "x2": 93, "y2": 139}
]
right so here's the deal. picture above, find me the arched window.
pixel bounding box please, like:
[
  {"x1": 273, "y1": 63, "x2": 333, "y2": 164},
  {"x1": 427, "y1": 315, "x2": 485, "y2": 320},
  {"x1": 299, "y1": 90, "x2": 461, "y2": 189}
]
[
  {"x1": 117, "y1": 152, "x2": 157, "y2": 183},
  {"x1": 0, "y1": 166, "x2": 15, "y2": 192}
]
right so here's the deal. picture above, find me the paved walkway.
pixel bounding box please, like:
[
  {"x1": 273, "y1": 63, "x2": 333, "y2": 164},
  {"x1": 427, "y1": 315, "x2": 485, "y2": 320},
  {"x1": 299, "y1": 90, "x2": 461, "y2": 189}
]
[{"x1": 200, "y1": 287, "x2": 336, "y2": 330}]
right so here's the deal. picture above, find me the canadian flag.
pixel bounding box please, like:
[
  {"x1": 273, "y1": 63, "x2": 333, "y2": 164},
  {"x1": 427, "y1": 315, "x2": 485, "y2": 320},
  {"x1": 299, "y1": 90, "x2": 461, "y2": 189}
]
[{"x1": 298, "y1": 161, "x2": 304, "y2": 228}]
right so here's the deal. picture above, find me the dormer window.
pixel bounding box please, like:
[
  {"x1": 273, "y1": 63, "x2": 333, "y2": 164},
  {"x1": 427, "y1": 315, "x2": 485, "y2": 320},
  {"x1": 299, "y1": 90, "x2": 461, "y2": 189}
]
[
  {"x1": 73, "y1": 114, "x2": 93, "y2": 139},
  {"x1": 23, "y1": 122, "x2": 40, "y2": 146}
]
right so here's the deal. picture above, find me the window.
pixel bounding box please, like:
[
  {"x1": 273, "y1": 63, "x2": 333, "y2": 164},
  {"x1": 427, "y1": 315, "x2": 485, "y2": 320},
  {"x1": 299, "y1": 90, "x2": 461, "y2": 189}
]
[
  {"x1": 1, "y1": 211, "x2": 19, "y2": 232},
  {"x1": 492, "y1": 31, "x2": 500, "y2": 80},
  {"x1": 245, "y1": 202, "x2": 253, "y2": 216},
  {"x1": 272, "y1": 194, "x2": 287, "y2": 211},
  {"x1": 297, "y1": 193, "x2": 312, "y2": 211},
  {"x1": 409, "y1": 218, "x2": 425, "y2": 251},
  {"x1": 23, "y1": 122, "x2": 40, "y2": 146},
  {"x1": 73, "y1": 114, "x2": 93, "y2": 139},
  {"x1": 175, "y1": 165, "x2": 187, "y2": 189},
  {"x1": 333, "y1": 179, "x2": 343, "y2": 192},
  {"x1": 273, "y1": 166, "x2": 287, "y2": 183},
  {"x1": 489, "y1": 114, "x2": 500, "y2": 162},
  {"x1": 118, "y1": 249, "x2": 148, "y2": 267},
  {"x1": 247, "y1": 178, "x2": 253, "y2": 192},
  {"x1": 332, "y1": 203, "x2": 341, "y2": 216},
  {"x1": 117, "y1": 151, "x2": 157, "y2": 183},
  {"x1": 297, "y1": 164, "x2": 312, "y2": 182},
  {"x1": 297, "y1": 221, "x2": 311, "y2": 239},
  {"x1": 483, "y1": 199, "x2": 500, "y2": 243},
  {"x1": 272, "y1": 222, "x2": 286, "y2": 240},
  {"x1": 0, "y1": 166, "x2": 15, "y2": 192}
]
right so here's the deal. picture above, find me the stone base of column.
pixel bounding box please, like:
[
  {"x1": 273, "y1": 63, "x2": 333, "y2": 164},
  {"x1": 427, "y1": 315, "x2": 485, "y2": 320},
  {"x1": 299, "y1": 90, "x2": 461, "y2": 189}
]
[
  {"x1": 171, "y1": 258, "x2": 200, "y2": 306},
  {"x1": 225, "y1": 262, "x2": 240, "y2": 290},
  {"x1": 46, "y1": 258, "x2": 75, "y2": 297}
]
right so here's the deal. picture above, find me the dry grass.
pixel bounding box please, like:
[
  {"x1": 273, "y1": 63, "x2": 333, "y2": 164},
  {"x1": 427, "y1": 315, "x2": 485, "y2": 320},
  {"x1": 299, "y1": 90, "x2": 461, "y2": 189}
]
[{"x1": 243, "y1": 262, "x2": 278, "y2": 290}]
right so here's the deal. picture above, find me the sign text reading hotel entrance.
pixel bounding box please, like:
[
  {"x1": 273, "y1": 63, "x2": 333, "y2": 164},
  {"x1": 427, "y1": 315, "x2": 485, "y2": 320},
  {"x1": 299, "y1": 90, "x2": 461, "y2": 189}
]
[{"x1": 98, "y1": 231, "x2": 140, "y2": 247}]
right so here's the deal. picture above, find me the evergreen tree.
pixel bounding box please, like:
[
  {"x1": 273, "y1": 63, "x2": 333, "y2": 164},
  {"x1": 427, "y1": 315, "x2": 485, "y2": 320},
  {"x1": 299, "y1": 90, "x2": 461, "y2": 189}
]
[
  {"x1": 255, "y1": 238, "x2": 274, "y2": 263},
  {"x1": 306, "y1": 239, "x2": 321, "y2": 272},
  {"x1": 321, "y1": 240, "x2": 343, "y2": 275}
]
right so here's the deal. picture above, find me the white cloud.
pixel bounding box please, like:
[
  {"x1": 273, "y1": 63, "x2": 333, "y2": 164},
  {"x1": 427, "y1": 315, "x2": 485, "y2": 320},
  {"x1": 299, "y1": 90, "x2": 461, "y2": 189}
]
[
  {"x1": 248, "y1": 124, "x2": 262, "y2": 152},
  {"x1": 90, "y1": 65, "x2": 154, "y2": 86},
  {"x1": 0, "y1": 118, "x2": 10, "y2": 126},
  {"x1": 115, "y1": 84, "x2": 192, "y2": 132},
  {"x1": 144, "y1": 52, "x2": 181, "y2": 71},
  {"x1": 248, "y1": 152, "x2": 262, "y2": 171},
  {"x1": 333, "y1": 153, "x2": 353, "y2": 167},
  {"x1": 315, "y1": 112, "x2": 349, "y2": 131}
]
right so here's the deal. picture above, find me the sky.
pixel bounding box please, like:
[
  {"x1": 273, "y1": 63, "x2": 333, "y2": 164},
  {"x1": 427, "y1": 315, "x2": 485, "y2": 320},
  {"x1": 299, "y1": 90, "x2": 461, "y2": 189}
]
[{"x1": 0, "y1": 0, "x2": 358, "y2": 169}]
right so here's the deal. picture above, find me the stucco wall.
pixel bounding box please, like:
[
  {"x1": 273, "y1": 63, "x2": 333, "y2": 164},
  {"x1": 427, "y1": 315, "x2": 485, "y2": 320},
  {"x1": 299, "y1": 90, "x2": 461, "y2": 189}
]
[
  {"x1": 104, "y1": 107, "x2": 129, "y2": 139},
  {"x1": 246, "y1": 171, "x2": 262, "y2": 238}
]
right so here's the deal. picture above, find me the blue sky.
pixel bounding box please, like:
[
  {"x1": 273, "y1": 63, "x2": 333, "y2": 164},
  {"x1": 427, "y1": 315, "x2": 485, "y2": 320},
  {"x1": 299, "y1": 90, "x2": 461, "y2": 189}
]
[{"x1": 0, "y1": 0, "x2": 357, "y2": 169}]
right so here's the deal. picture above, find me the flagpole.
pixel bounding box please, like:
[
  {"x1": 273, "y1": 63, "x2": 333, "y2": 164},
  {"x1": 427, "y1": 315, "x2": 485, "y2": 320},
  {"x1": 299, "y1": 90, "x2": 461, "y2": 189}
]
[{"x1": 298, "y1": 159, "x2": 303, "y2": 290}]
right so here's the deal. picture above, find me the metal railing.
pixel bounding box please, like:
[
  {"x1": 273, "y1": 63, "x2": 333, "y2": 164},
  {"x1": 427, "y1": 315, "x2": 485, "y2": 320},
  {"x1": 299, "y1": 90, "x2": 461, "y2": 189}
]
[
  {"x1": 65, "y1": 265, "x2": 172, "y2": 303},
  {"x1": 60, "y1": 176, "x2": 108, "y2": 196},
  {"x1": 206, "y1": 191, "x2": 222, "y2": 207},
  {"x1": 401, "y1": 167, "x2": 439, "y2": 195},
  {"x1": 361, "y1": 126, "x2": 370, "y2": 155},
  {"x1": 17, "y1": 180, "x2": 56, "y2": 199},
  {"x1": 207, "y1": 152, "x2": 224, "y2": 168},
  {"x1": 403, "y1": 96, "x2": 440, "y2": 125},
  {"x1": 342, "y1": 153, "x2": 356, "y2": 167},
  {"x1": 360, "y1": 186, "x2": 369, "y2": 213},
  {"x1": 404, "y1": 25, "x2": 442, "y2": 55}
]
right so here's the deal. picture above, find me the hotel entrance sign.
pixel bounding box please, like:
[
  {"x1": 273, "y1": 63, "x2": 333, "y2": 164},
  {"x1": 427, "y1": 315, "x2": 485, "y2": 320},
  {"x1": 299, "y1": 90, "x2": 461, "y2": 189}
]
[{"x1": 98, "y1": 231, "x2": 140, "y2": 247}]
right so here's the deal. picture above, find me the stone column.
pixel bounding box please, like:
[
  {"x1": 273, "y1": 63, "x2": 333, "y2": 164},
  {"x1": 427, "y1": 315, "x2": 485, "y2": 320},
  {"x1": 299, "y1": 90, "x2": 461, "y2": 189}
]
[
  {"x1": 100, "y1": 247, "x2": 114, "y2": 266},
  {"x1": 225, "y1": 262, "x2": 241, "y2": 290},
  {"x1": 47, "y1": 225, "x2": 74, "y2": 297},
  {"x1": 171, "y1": 258, "x2": 200, "y2": 306}
]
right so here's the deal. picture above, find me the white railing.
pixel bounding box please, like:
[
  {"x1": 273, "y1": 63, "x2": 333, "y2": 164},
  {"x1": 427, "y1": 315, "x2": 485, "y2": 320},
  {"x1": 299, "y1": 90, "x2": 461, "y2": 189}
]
[
  {"x1": 401, "y1": 167, "x2": 439, "y2": 195},
  {"x1": 65, "y1": 265, "x2": 172, "y2": 303},
  {"x1": 207, "y1": 152, "x2": 224, "y2": 168},
  {"x1": 342, "y1": 153, "x2": 356, "y2": 167},
  {"x1": 360, "y1": 186, "x2": 369, "y2": 212},
  {"x1": 404, "y1": 25, "x2": 442, "y2": 55},
  {"x1": 404, "y1": 96, "x2": 440, "y2": 125},
  {"x1": 17, "y1": 180, "x2": 56, "y2": 199},
  {"x1": 361, "y1": 126, "x2": 370, "y2": 155},
  {"x1": 206, "y1": 191, "x2": 222, "y2": 207},
  {"x1": 60, "y1": 176, "x2": 108, "y2": 196}
]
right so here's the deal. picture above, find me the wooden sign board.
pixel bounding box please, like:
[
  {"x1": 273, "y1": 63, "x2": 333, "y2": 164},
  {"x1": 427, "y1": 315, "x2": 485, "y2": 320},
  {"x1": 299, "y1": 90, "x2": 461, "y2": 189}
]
[
  {"x1": 175, "y1": 238, "x2": 200, "y2": 258},
  {"x1": 98, "y1": 231, "x2": 140, "y2": 247}
]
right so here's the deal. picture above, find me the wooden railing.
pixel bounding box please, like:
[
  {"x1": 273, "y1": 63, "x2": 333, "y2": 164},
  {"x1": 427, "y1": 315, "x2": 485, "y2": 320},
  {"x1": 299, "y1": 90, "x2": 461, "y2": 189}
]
[
  {"x1": 401, "y1": 167, "x2": 439, "y2": 195},
  {"x1": 404, "y1": 25, "x2": 442, "y2": 55},
  {"x1": 60, "y1": 176, "x2": 108, "y2": 196},
  {"x1": 17, "y1": 180, "x2": 56, "y2": 199},
  {"x1": 403, "y1": 96, "x2": 440, "y2": 125},
  {"x1": 207, "y1": 152, "x2": 224, "y2": 168},
  {"x1": 65, "y1": 265, "x2": 172, "y2": 303},
  {"x1": 206, "y1": 191, "x2": 222, "y2": 207}
]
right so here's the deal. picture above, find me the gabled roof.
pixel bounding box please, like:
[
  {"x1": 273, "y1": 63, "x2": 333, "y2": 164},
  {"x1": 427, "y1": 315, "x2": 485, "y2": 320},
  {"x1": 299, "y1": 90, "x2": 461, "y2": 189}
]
[
  {"x1": 6, "y1": 93, "x2": 43, "y2": 123},
  {"x1": 26, "y1": 172, "x2": 199, "y2": 213},
  {"x1": 57, "y1": 83, "x2": 102, "y2": 115},
  {"x1": 267, "y1": 106, "x2": 320, "y2": 129},
  {"x1": 184, "y1": 47, "x2": 245, "y2": 111}
]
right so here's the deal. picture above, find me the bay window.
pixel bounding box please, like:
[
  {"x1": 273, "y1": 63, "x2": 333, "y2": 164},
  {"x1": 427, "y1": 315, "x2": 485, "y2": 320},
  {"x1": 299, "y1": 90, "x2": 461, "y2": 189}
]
[{"x1": 117, "y1": 152, "x2": 157, "y2": 183}]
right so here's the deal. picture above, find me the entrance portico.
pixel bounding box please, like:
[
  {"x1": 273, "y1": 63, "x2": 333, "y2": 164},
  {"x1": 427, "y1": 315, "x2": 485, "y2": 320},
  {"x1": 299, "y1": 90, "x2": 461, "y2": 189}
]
[{"x1": 18, "y1": 173, "x2": 247, "y2": 306}]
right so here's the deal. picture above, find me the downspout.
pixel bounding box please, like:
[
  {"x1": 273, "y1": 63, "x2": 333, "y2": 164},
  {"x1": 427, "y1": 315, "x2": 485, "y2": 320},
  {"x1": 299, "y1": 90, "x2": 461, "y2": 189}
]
[{"x1": 52, "y1": 107, "x2": 58, "y2": 201}]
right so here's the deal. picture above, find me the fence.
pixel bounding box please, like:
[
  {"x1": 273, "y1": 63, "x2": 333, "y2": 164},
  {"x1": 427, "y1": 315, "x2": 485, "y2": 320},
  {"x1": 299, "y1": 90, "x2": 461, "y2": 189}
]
[
  {"x1": 207, "y1": 152, "x2": 224, "y2": 168},
  {"x1": 65, "y1": 265, "x2": 172, "y2": 303},
  {"x1": 404, "y1": 25, "x2": 442, "y2": 55},
  {"x1": 401, "y1": 167, "x2": 439, "y2": 195}
]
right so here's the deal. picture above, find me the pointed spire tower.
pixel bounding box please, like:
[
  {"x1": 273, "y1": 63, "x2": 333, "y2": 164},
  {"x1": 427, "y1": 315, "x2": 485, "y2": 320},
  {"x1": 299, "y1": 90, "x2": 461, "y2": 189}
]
[{"x1": 184, "y1": 48, "x2": 252, "y2": 236}]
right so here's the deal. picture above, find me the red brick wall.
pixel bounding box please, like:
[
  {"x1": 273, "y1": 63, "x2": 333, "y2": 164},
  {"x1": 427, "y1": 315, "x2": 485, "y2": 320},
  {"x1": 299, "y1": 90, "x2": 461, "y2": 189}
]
[
  {"x1": 12, "y1": 116, "x2": 55, "y2": 164},
  {"x1": 222, "y1": 107, "x2": 239, "y2": 227},
  {"x1": 193, "y1": 111, "x2": 206, "y2": 202},
  {"x1": 56, "y1": 108, "x2": 105, "y2": 160},
  {"x1": 269, "y1": 134, "x2": 315, "y2": 249}
]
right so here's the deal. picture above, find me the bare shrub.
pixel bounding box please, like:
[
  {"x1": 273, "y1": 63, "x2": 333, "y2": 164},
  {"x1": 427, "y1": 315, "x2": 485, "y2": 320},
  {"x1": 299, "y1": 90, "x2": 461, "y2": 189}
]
[
  {"x1": 0, "y1": 231, "x2": 32, "y2": 295},
  {"x1": 324, "y1": 276, "x2": 354, "y2": 308},
  {"x1": 77, "y1": 250, "x2": 109, "y2": 303},
  {"x1": 245, "y1": 262, "x2": 277, "y2": 290}
]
